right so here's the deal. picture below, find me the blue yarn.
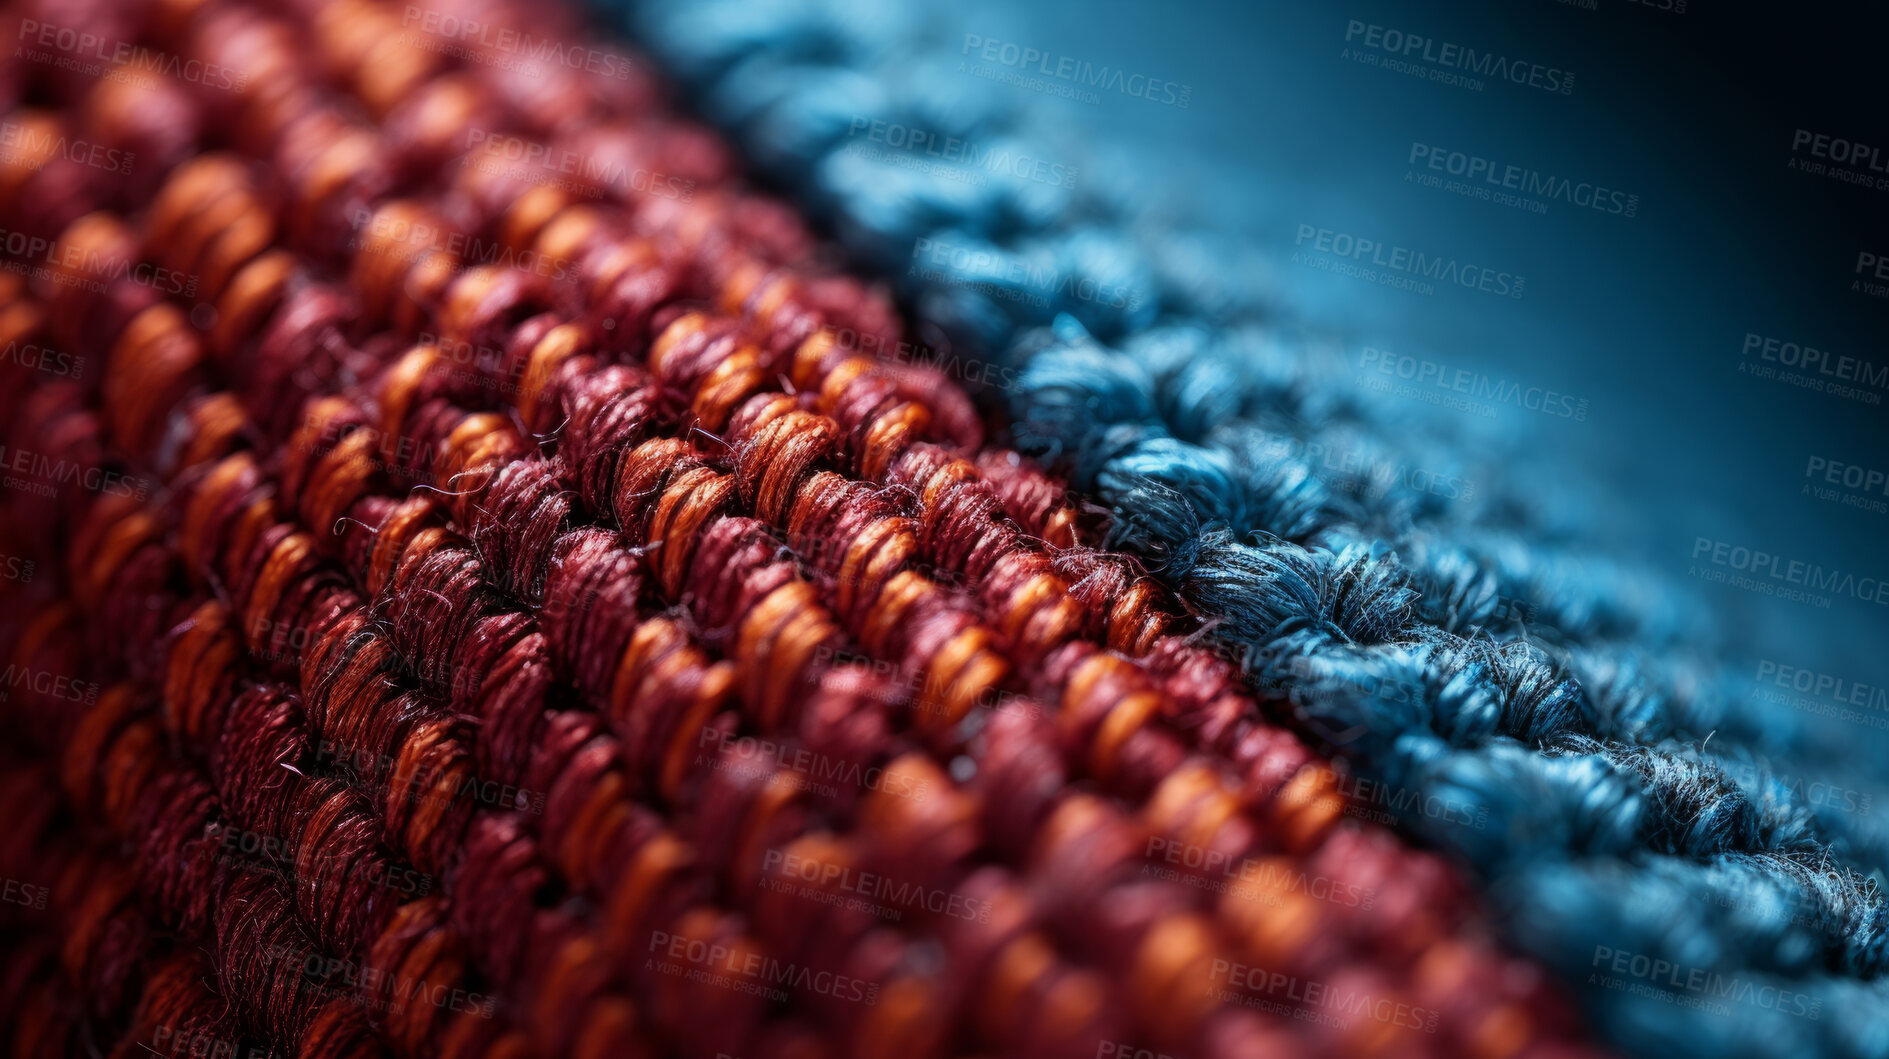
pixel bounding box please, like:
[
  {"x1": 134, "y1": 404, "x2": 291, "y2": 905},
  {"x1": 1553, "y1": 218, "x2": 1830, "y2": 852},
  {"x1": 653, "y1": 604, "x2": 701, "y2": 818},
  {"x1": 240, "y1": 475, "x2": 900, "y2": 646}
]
[{"x1": 586, "y1": 1, "x2": 1889, "y2": 1052}]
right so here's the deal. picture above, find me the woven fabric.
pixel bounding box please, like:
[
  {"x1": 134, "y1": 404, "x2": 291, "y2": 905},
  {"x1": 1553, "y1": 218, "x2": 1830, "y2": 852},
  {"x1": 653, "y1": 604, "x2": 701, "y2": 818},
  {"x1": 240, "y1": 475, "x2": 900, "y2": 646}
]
[
  {"x1": 0, "y1": 1, "x2": 1612, "y2": 1057},
  {"x1": 585, "y1": 2, "x2": 1889, "y2": 1057}
]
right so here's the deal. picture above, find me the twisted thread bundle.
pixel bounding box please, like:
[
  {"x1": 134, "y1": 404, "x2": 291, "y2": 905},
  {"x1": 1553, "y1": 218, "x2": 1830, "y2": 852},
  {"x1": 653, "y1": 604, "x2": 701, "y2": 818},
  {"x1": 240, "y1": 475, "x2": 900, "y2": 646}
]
[
  {"x1": 587, "y1": 2, "x2": 1889, "y2": 1057},
  {"x1": 0, "y1": 0, "x2": 1608, "y2": 1057}
]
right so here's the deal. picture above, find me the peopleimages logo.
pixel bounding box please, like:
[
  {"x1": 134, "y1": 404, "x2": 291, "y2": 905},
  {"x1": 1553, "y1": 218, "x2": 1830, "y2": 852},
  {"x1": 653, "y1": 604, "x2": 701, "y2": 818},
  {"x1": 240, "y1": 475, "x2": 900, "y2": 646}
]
[
  {"x1": 1739, "y1": 332, "x2": 1886, "y2": 405},
  {"x1": 1254, "y1": 432, "x2": 1477, "y2": 502},
  {"x1": 759, "y1": 849, "x2": 993, "y2": 922},
  {"x1": 0, "y1": 226, "x2": 197, "y2": 298},
  {"x1": 843, "y1": 117, "x2": 1078, "y2": 189},
  {"x1": 1789, "y1": 129, "x2": 1889, "y2": 192},
  {"x1": 1143, "y1": 836, "x2": 1379, "y2": 907},
  {"x1": 1590, "y1": 946, "x2": 1821, "y2": 1020},
  {"x1": 1209, "y1": 958, "x2": 1441, "y2": 1033},
  {"x1": 1343, "y1": 20, "x2": 1574, "y2": 95},
  {"x1": 1753, "y1": 660, "x2": 1889, "y2": 732},
  {"x1": 697, "y1": 727, "x2": 932, "y2": 802},
  {"x1": 1359, "y1": 346, "x2": 1588, "y2": 420},
  {"x1": 460, "y1": 129, "x2": 694, "y2": 202},
  {"x1": 1, "y1": 339, "x2": 84, "y2": 380},
  {"x1": 647, "y1": 930, "x2": 879, "y2": 1006},
  {"x1": 960, "y1": 34, "x2": 1192, "y2": 108},
  {"x1": 1689, "y1": 537, "x2": 1889, "y2": 608},
  {"x1": 1802, "y1": 455, "x2": 1889, "y2": 515},
  {"x1": 0, "y1": 665, "x2": 100, "y2": 704},
  {"x1": 1294, "y1": 225, "x2": 1525, "y2": 299},
  {"x1": 348, "y1": 208, "x2": 584, "y2": 283},
  {"x1": 206, "y1": 821, "x2": 436, "y2": 896},
  {"x1": 1407, "y1": 143, "x2": 1639, "y2": 217},
  {"x1": 268, "y1": 941, "x2": 496, "y2": 1018},
  {"x1": 2, "y1": 877, "x2": 48, "y2": 910},
  {"x1": 1854, "y1": 250, "x2": 1889, "y2": 299},
  {"x1": 399, "y1": 6, "x2": 637, "y2": 80},
  {"x1": 15, "y1": 18, "x2": 250, "y2": 93},
  {"x1": 1793, "y1": 130, "x2": 1889, "y2": 173},
  {"x1": 0, "y1": 120, "x2": 133, "y2": 176},
  {"x1": 1714, "y1": 760, "x2": 1872, "y2": 818},
  {"x1": 1756, "y1": 661, "x2": 1887, "y2": 711},
  {"x1": 151, "y1": 1026, "x2": 278, "y2": 1059},
  {"x1": 911, "y1": 236, "x2": 1144, "y2": 311},
  {"x1": 1740, "y1": 334, "x2": 1888, "y2": 389}
]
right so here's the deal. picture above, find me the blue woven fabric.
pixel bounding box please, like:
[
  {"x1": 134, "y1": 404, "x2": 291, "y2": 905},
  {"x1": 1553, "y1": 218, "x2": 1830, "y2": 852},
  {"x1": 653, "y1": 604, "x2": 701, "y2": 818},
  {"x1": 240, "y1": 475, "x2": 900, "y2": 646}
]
[{"x1": 590, "y1": 1, "x2": 1889, "y2": 1054}]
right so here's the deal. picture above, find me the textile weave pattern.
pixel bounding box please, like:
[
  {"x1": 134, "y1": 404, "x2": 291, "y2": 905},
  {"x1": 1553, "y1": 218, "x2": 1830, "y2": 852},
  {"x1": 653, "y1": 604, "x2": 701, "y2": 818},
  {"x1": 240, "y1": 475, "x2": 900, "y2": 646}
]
[
  {"x1": 0, "y1": 0, "x2": 1607, "y2": 1057},
  {"x1": 589, "y1": 1, "x2": 1889, "y2": 1057}
]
